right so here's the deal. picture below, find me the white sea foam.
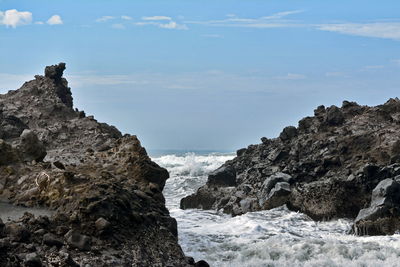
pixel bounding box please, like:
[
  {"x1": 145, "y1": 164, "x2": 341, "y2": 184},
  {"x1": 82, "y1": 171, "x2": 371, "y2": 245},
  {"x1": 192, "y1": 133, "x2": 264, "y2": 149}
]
[{"x1": 153, "y1": 152, "x2": 400, "y2": 266}]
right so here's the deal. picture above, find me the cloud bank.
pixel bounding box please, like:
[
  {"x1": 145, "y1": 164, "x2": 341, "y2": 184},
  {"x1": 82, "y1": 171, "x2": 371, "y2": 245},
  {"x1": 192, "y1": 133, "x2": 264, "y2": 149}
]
[{"x1": 0, "y1": 9, "x2": 32, "y2": 28}]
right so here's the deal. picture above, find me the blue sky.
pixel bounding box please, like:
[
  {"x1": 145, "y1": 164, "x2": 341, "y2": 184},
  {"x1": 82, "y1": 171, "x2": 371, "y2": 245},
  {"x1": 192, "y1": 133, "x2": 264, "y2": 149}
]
[{"x1": 1, "y1": 1, "x2": 400, "y2": 151}]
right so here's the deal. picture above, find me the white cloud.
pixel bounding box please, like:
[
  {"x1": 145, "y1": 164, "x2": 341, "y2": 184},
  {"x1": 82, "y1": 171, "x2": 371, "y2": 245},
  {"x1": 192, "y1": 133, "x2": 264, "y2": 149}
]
[
  {"x1": 135, "y1": 20, "x2": 188, "y2": 30},
  {"x1": 35, "y1": 21, "x2": 44, "y2": 25},
  {"x1": 261, "y1": 10, "x2": 303, "y2": 20},
  {"x1": 142, "y1": 16, "x2": 171, "y2": 21},
  {"x1": 47, "y1": 15, "x2": 63, "y2": 25},
  {"x1": 186, "y1": 10, "x2": 304, "y2": 28},
  {"x1": 111, "y1": 23, "x2": 125, "y2": 29},
  {"x1": 121, "y1": 15, "x2": 132, "y2": 20},
  {"x1": 275, "y1": 73, "x2": 306, "y2": 80},
  {"x1": 159, "y1": 21, "x2": 188, "y2": 30},
  {"x1": 317, "y1": 22, "x2": 400, "y2": 41},
  {"x1": 96, "y1": 16, "x2": 115, "y2": 23},
  {"x1": 0, "y1": 9, "x2": 32, "y2": 28}
]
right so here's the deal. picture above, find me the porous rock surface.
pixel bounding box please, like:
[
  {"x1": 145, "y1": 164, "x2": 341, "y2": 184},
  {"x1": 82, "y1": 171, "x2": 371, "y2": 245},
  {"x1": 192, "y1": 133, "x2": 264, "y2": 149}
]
[
  {"x1": 181, "y1": 99, "x2": 400, "y2": 236},
  {"x1": 0, "y1": 63, "x2": 195, "y2": 266}
]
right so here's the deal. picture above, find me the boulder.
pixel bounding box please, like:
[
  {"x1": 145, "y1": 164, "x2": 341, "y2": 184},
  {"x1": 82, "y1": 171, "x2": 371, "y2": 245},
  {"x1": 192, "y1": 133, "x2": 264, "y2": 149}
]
[
  {"x1": 279, "y1": 126, "x2": 297, "y2": 141},
  {"x1": 0, "y1": 139, "x2": 19, "y2": 165},
  {"x1": 352, "y1": 179, "x2": 400, "y2": 235},
  {"x1": 5, "y1": 223, "x2": 30, "y2": 242},
  {"x1": 43, "y1": 233, "x2": 64, "y2": 248},
  {"x1": 18, "y1": 129, "x2": 46, "y2": 162},
  {"x1": 261, "y1": 172, "x2": 292, "y2": 194},
  {"x1": 0, "y1": 114, "x2": 28, "y2": 139},
  {"x1": 65, "y1": 230, "x2": 91, "y2": 251},
  {"x1": 24, "y1": 252, "x2": 42, "y2": 267},
  {"x1": 208, "y1": 165, "x2": 236, "y2": 186},
  {"x1": 259, "y1": 182, "x2": 291, "y2": 209},
  {"x1": 325, "y1": 105, "x2": 344, "y2": 125}
]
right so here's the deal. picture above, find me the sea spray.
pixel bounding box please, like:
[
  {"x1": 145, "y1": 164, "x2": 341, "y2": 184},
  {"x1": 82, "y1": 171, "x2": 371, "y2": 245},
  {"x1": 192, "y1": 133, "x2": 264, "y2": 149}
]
[{"x1": 153, "y1": 152, "x2": 400, "y2": 267}]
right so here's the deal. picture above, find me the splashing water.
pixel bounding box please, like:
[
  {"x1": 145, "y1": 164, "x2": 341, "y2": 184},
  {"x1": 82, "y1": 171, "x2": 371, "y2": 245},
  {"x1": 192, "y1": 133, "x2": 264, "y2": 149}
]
[{"x1": 152, "y1": 152, "x2": 400, "y2": 267}]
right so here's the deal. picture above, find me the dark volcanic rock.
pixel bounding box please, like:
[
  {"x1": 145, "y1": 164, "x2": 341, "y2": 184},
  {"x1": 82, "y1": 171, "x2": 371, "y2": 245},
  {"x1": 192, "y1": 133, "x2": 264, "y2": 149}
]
[
  {"x1": 208, "y1": 165, "x2": 236, "y2": 186},
  {"x1": 18, "y1": 129, "x2": 47, "y2": 162},
  {"x1": 183, "y1": 98, "x2": 400, "y2": 235},
  {"x1": 352, "y1": 178, "x2": 400, "y2": 235},
  {"x1": 0, "y1": 63, "x2": 191, "y2": 266}
]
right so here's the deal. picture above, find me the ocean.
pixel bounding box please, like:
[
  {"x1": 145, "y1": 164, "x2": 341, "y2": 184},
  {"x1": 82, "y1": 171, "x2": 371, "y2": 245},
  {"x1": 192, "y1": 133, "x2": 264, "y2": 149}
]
[{"x1": 151, "y1": 152, "x2": 400, "y2": 267}]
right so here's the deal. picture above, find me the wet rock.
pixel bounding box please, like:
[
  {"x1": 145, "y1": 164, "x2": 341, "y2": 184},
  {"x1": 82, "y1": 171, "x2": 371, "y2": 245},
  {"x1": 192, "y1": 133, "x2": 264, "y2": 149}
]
[
  {"x1": 370, "y1": 178, "x2": 400, "y2": 207},
  {"x1": 261, "y1": 172, "x2": 292, "y2": 194},
  {"x1": 353, "y1": 179, "x2": 400, "y2": 235},
  {"x1": 260, "y1": 182, "x2": 291, "y2": 209},
  {"x1": 195, "y1": 260, "x2": 210, "y2": 267},
  {"x1": 236, "y1": 148, "x2": 247, "y2": 157},
  {"x1": 185, "y1": 256, "x2": 195, "y2": 265},
  {"x1": 208, "y1": 165, "x2": 236, "y2": 186}
]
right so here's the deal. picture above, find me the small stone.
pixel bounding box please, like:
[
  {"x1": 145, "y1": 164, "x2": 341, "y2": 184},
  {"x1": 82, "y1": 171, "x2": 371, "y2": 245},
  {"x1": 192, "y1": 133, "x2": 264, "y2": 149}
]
[
  {"x1": 65, "y1": 230, "x2": 91, "y2": 251},
  {"x1": 24, "y1": 252, "x2": 42, "y2": 267},
  {"x1": 53, "y1": 161, "x2": 65, "y2": 169},
  {"x1": 5, "y1": 223, "x2": 30, "y2": 242},
  {"x1": 95, "y1": 217, "x2": 111, "y2": 232},
  {"x1": 43, "y1": 233, "x2": 63, "y2": 248}
]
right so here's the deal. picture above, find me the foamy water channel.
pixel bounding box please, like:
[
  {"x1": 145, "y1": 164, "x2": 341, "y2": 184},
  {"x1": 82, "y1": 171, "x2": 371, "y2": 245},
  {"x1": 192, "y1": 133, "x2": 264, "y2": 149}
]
[{"x1": 152, "y1": 152, "x2": 400, "y2": 267}]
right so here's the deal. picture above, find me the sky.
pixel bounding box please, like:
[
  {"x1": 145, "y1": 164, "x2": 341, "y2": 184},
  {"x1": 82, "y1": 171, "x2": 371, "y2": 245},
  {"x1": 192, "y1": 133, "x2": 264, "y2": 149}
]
[{"x1": 1, "y1": 1, "x2": 400, "y2": 151}]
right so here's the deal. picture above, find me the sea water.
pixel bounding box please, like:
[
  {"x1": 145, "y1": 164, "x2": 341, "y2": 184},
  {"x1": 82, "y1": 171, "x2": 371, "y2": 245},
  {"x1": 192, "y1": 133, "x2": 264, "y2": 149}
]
[{"x1": 152, "y1": 152, "x2": 400, "y2": 267}]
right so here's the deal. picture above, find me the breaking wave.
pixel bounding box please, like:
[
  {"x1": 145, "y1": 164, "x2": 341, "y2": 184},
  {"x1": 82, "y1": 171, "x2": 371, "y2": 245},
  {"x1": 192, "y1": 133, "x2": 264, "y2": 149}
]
[{"x1": 153, "y1": 152, "x2": 400, "y2": 267}]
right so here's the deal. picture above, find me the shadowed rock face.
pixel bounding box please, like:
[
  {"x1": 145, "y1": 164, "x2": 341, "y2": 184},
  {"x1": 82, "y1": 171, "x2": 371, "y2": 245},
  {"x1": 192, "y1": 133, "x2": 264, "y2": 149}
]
[
  {"x1": 0, "y1": 63, "x2": 194, "y2": 266},
  {"x1": 181, "y1": 98, "x2": 400, "y2": 235}
]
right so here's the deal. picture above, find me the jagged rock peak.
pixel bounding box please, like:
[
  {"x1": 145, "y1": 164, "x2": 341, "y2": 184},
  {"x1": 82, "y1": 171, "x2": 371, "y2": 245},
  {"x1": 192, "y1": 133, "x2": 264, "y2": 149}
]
[
  {"x1": 44, "y1": 62, "x2": 66, "y2": 81},
  {"x1": 39, "y1": 62, "x2": 73, "y2": 108}
]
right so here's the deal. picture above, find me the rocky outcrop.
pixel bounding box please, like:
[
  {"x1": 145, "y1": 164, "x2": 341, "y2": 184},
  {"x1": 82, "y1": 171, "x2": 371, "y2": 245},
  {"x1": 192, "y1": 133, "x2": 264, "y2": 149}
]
[
  {"x1": 181, "y1": 98, "x2": 400, "y2": 235},
  {"x1": 0, "y1": 63, "x2": 196, "y2": 266}
]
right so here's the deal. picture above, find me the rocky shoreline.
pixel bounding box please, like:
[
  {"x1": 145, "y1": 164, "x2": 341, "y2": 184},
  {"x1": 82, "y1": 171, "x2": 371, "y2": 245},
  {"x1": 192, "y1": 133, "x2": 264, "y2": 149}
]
[
  {"x1": 0, "y1": 63, "x2": 204, "y2": 266},
  {"x1": 182, "y1": 99, "x2": 400, "y2": 236}
]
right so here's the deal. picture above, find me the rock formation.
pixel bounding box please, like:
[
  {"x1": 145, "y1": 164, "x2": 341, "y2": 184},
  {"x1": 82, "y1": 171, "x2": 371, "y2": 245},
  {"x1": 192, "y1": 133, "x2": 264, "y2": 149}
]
[
  {"x1": 0, "y1": 63, "x2": 197, "y2": 266},
  {"x1": 181, "y1": 99, "x2": 400, "y2": 236}
]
